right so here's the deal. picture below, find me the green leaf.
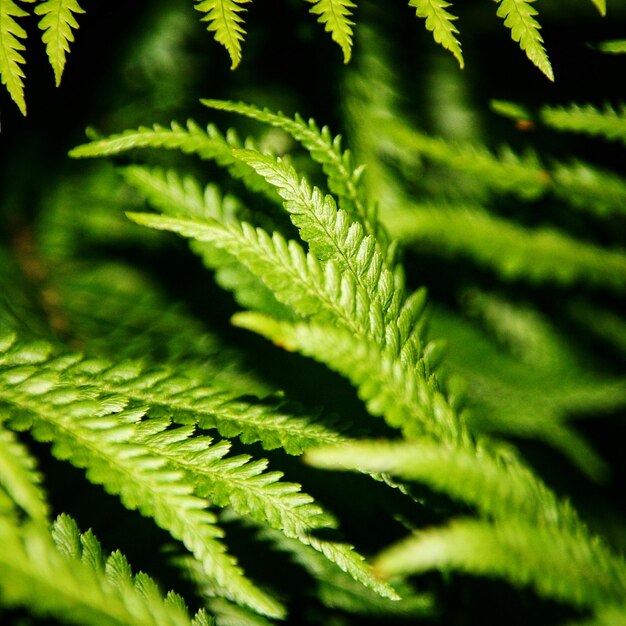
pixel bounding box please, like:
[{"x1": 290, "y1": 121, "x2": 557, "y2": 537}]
[
  {"x1": 0, "y1": 0, "x2": 33, "y2": 115},
  {"x1": 35, "y1": 0, "x2": 84, "y2": 86},
  {"x1": 306, "y1": 0, "x2": 356, "y2": 63},
  {"x1": 409, "y1": 0, "x2": 464, "y2": 68},
  {"x1": 0, "y1": 514, "x2": 208, "y2": 626},
  {"x1": 374, "y1": 518, "x2": 626, "y2": 609},
  {"x1": 540, "y1": 103, "x2": 626, "y2": 144},
  {"x1": 597, "y1": 39, "x2": 626, "y2": 55},
  {"x1": 494, "y1": 0, "x2": 554, "y2": 81},
  {"x1": 194, "y1": 0, "x2": 251, "y2": 69},
  {"x1": 0, "y1": 422, "x2": 49, "y2": 520}
]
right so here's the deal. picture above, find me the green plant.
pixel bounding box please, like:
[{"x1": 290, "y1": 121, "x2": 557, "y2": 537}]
[{"x1": 1, "y1": 2, "x2": 626, "y2": 626}]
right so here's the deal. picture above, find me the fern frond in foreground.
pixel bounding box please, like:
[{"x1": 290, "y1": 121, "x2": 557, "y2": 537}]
[
  {"x1": 307, "y1": 440, "x2": 626, "y2": 609},
  {"x1": 0, "y1": 514, "x2": 212, "y2": 626}
]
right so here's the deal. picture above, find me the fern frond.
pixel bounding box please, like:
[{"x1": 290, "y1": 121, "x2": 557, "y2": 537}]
[
  {"x1": 130, "y1": 419, "x2": 397, "y2": 601},
  {"x1": 0, "y1": 422, "x2": 49, "y2": 520},
  {"x1": 0, "y1": 514, "x2": 212, "y2": 626},
  {"x1": 409, "y1": 0, "x2": 463, "y2": 69},
  {"x1": 374, "y1": 518, "x2": 626, "y2": 609},
  {"x1": 194, "y1": 0, "x2": 250, "y2": 69},
  {"x1": 70, "y1": 121, "x2": 277, "y2": 200},
  {"x1": 257, "y1": 527, "x2": 433, "y2": 617},
  {"x1": 597, "y1": 39, "x2": 626, "y2": 54},
  {"x1": 126, "y1": 212, "x2": 375, "y2": 339},
  {"x1": 65, "y1": 355, "x2": 344, "y2": 455},
  {"x1": 232, "y1": 312, "x2": 464, "y2": 443},
  {"x1": 541, "y1": 103, "x2": 626, "y2": 144},
  {"x1": 0, "y1": 0, "x2": 33, "y2": 115},
  {"x1": 200, "y1": 99, "x2": 378, "y2": 240},
  {"x1": 231, "y1": 148, "x2": 402, "y2": 324},
  {"x1": 35, "y1": 0, "x2": 84, "y2": 86},
  {"x1": 119, "y1": 166, "x2": 287, "y2": 317},
  {"x1": 305, "y1": 439, "x2": 583, "y2": 529},
  {"x1": 428, "y1": 305, "x2": 623, "y2": 481},
  {"x1": 306, "y1": 0, "x2": 356, "y2": 63},
  {"x1": 494, "y1": 0, "x2": 553, "y2": 80},
  {"x1": 384, "y1": 203, "x2": 626, "y2": 291},
  {"x1": 0, "y1": 333, "x2": 283, "y2": 618},
  {"x1": 551, "y1": 161, "x2": 626, "y2": 217},
  {"x1": 385, "y1": 121, "x2": 549, "y2": 199}
]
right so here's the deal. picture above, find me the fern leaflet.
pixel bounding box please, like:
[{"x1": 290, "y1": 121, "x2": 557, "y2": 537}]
[
  {"x1": 0, "y1": 421, "x2": 49, "y2": 521},
  {"x1": 35, "y1": 0, "x2": 84, "y2": 86},
  {"x1": 306, "y1": 0, "x2": 356, "y2": 63},
  {"x1": 409, "y1": 0, "x2": 463, "y2": 68},
  {"x1": 194, "y1": 0, "x2": 251, "y2": 69},
  {"x1": 494, "y1": 0, "x2": 553, "y2": 81},
  {"x1": 0, "y1": 0, "x2": 33, "y2": 115}
]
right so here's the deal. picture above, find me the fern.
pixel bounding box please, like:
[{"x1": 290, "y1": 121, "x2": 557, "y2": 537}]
[
  {"x1": 306, "y1": 0, "x2": 356, "y2": 63},
  {"x1": 493, "y1": 0, "x2": 554, "y2": 81},
  {"x1": 597, "y1": 39, "x2": 626, "y2": 54},
  {"x1": 194, "y1": 0, "x2": 251, "y2": 69},
  {"x1": 0, "y1": 0, "x2": 32, "y2": 115},
  {"x1": 409, "y1": 0, "x2": 463, "y2": 69},
  {"x1": 540, "y1": 103, "x2": 626, "y2": 144},
  {"x1": 200, "y1": 99, "x2": 380, "y2": 243},
  {"x1": 0, "y1": 513, "x2": 213, "y2": 626},
  {"x1": 0, "y1": 421, "x2": 49, "y2": 521},
  {"x1": 0, "y1": 332, "x2": 284, "y2": 617},
  {"x1": 373, "y1": 518, "x2": 626, "y2": 608},
  {"x1": 382, "y1": 202, "x2": 626, "y2": 290},
  {"x1": 35, "y1": 0, "x2": 84, "y2": 86}
]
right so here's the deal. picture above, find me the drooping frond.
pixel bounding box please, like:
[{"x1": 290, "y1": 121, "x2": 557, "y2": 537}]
[
  {"x1": 232, "y1": 312, "x2": 464, "y2": 443},
  {"x1": 306, "y1": 0, "x2": 356, "y2": 63},
  {"x1": 383, "y1": 203, "x2": 626, "y2": 291},
  {"x1": 373, "y1": 518, "x2": 626, "y2": 609},
  {"x1": 493, "y1": 0, "x2": 554, "y2": 81},
  {"x1": 194, "y1": 0, "x2": 251, "y2": 69},
  {"x1": 0, "y1": 513, "x2": 212, "y2": 626},
  {"x1": 0, "y1": 332, "x2": 283, "y2": 618},
  {"x1": 540, "y1": 103, "x2": 626, "y2": 144},
  {"x1": 35, "y1": 0, "x2": 84, "y2": 86},
  {"x1": 0, "y1": 0, "x2": 32, "y2": 115},
  {"x1": 409, "y1": 0, "x2": 463, "y2": 69},
  {"x1": 0, "y1": 421, "x2": 49, "y2": 521},
  {"x1": 200, "y1": 99, "x2": 377, "y2": 239}
]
